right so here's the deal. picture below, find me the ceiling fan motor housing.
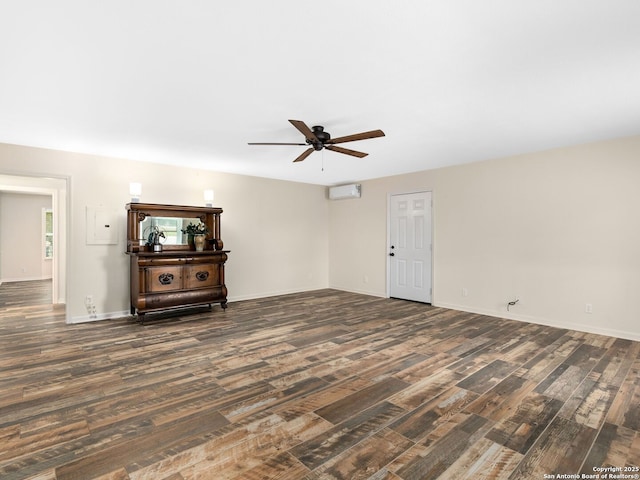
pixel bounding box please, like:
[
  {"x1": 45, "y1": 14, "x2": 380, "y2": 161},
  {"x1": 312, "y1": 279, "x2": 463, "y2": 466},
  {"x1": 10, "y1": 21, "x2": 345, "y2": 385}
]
[{"x1": 310, "y1": 125, "x2": 330, "y2": 150}]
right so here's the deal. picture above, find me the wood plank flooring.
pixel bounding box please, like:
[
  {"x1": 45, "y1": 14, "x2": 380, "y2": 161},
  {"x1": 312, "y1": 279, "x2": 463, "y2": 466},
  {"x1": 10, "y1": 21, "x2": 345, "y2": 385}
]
[
  {"x1": 0, "y1": 279, "x2": 52, "y2": 308},
  {"x1": 1, "y1": 285, "x2": 639, "y2": 479}
]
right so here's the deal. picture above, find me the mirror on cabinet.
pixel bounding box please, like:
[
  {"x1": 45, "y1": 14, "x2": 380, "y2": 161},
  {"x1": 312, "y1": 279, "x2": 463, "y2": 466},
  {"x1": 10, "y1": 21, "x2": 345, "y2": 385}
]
[
  {"x1": 139, "y1": 216, "x2": 207, "y2": 246},
  {"x1": 126, "y1": 203, "x2": 223, "y2": 253}
]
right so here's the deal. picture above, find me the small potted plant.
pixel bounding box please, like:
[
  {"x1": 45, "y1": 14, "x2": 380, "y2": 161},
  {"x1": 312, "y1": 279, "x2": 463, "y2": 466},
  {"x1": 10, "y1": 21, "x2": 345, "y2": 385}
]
[
  {"x1": 181, "y1": 221, "x2": 209, "y2": 251},
  {"x1": 145, "y1": 225, "x2": 165, "y2": 252}
]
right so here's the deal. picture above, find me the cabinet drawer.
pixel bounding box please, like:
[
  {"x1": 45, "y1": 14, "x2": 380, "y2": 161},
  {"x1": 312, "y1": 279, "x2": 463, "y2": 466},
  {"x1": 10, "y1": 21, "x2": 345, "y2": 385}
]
[
  {"x1": 184, "y1": 264, "x2": 219, "y2": 289},
  {"x1": 146, "y1": 266, "x2": 183, "y2": 292}
]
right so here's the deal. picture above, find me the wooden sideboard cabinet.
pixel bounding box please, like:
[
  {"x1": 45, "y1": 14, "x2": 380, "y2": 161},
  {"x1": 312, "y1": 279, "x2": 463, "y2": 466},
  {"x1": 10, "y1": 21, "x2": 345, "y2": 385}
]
[{"x1": 125, "y1": 203, "x2": 229, "y2": 321}]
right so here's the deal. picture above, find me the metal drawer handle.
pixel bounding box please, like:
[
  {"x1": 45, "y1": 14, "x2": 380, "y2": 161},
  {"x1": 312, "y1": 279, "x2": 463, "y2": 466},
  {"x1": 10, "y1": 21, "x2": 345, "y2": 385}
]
[
  {"x1": 158, "y1": 273, "x2": 174, "y2": 285},
  {"x1": 195, "y1": 271, "x2": 209, "y2": 281}
]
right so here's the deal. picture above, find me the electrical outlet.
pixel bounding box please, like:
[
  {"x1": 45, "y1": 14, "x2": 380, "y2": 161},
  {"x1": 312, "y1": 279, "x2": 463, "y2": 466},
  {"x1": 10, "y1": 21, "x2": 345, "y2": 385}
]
[
  {"x1": 462, "y1": 288, "x2": 468, "y2": 297},
  {"x1": 585, "y1": 303, "x2": 593, "y2": 314}
]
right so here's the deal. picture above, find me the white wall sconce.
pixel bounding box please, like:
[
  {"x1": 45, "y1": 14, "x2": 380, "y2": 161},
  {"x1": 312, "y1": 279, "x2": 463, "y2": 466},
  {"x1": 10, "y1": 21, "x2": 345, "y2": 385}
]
[
  {"x1": 204, "y1": 189, "x2": 214, "y2": 207},
  {"x1": 129, "y1": 182, "x2": 142, "y2": 203}
]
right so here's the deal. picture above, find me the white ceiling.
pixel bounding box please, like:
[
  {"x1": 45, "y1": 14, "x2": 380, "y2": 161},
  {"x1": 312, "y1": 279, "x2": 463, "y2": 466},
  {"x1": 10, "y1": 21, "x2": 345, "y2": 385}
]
[{"x1": 1, "y1": 1, "x2": 639, "y2": 186}]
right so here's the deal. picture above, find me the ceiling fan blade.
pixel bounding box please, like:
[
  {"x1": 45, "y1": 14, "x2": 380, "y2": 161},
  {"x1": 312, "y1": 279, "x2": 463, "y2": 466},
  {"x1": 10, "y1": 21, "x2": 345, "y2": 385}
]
[
  {"x1": 248, "y1": 142, "x2": 307, "y2": 145},
  {"x1": 327, "y1": 129, "x2": 385, "y2": 144},
  {"x1": 325, "y1": 145, "x2": 368, "y2": 158},
  {"x1": 293, "y1": 148, "x2": 315, "y2": 163},
  {"x1": 289, "y1": 119, "x2": 318, "y2": 142}
]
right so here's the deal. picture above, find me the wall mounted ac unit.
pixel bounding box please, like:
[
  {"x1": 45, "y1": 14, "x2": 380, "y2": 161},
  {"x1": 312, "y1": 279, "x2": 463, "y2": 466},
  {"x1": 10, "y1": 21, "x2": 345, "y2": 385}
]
[{"x1": 328, "y1": 183, "x2": 361, "y2": 200}]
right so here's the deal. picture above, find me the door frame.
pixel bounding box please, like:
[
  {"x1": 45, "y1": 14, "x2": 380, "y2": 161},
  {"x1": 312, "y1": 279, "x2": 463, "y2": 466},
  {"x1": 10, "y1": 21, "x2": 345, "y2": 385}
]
[
  {"x1": 386, "y1": 189, "x2": 434, "y2": 302},
  {"x1": 0, "y1": 172, "x2": 69, "y2": 311}
]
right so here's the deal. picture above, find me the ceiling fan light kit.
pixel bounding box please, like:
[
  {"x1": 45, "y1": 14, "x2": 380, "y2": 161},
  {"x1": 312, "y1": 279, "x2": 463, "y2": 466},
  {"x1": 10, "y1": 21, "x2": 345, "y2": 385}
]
[{"x1": 248, "y1": 119, "x2": 385, "y2": 163}]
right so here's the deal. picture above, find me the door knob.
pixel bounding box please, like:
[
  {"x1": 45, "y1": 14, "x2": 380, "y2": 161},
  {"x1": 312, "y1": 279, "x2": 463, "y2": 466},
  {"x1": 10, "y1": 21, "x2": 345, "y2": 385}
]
[{"x1": 389, "y1": 252, "x2": 395, "y2": 256}]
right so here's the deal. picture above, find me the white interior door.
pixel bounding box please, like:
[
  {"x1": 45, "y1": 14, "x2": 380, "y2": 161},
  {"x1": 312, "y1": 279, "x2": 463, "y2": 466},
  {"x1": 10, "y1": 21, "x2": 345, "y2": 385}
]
[{"x1": 389, "y1": 191, "x2": 432, "y2": 303}]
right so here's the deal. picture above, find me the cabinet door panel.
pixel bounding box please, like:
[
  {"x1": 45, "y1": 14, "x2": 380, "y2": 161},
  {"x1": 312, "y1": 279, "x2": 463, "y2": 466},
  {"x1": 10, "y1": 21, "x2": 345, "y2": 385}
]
[
  {"x1": 184, "y1": 264, "x2": 219, "y2": 289},
  {"x1": 146, "y1": 266, "x2": 183, "y2": 292}
]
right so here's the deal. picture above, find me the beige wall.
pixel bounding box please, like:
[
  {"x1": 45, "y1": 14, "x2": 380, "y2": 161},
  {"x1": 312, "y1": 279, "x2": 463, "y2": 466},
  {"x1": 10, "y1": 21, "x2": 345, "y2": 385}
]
[
  {"x1": 0, "y1": 143, "x2": 329, "y2": 322},
  {"x1": 329, "y1": 135, "x2": 640, "y2": 340}
]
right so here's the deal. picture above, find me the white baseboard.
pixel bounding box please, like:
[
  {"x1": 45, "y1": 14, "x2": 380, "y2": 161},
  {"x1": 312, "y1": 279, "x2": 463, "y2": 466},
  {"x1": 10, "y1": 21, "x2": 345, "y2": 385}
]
[
  {"x1": 69, "y1": 310, "x2": 131, "y2": 324},
  {"x1": 228, "y1": 286, "x2": 331, "y2": 303},
  {"x1": 328, "y1": 286, "x2": 386, "y2": 298},
  {"x1": 67, "y1": 292, "x2": 639, "y2": 342},
  {"x1": 0, "y1": 276, "x2": 52, "y2": 283},
  {"x1": 68, "y1": 288, "x2": 322, "y2": 323},
  {"x1": 434, "y1": 301, "x2": 640, "y2": 342}
]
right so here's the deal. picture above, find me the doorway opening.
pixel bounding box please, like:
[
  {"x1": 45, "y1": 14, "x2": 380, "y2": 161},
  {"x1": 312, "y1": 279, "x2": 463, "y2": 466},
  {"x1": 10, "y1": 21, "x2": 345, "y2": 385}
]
[{"x1": 0, "y1": 173, "x2": 68, "y2": 312}]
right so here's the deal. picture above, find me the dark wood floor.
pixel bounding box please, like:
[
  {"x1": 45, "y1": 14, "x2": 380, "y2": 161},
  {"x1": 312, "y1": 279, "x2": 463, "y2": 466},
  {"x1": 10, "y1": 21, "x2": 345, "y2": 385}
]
[
  {"x1": 0, "y1": 279, "x2": 52, "y2": 308},
  {"x1": 1, "y1": 286, "x2": 639, "y2": 479}
]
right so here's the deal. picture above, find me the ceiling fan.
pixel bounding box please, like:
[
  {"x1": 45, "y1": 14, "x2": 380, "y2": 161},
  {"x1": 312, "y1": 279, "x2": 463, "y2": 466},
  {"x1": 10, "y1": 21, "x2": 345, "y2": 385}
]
[{"x1": 248, "y1": 119, "x2": 385, "y2": 163}]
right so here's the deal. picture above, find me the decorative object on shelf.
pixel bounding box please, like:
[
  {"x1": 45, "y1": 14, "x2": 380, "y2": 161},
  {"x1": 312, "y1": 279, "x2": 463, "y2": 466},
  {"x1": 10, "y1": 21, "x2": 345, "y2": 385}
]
[
  {"x1": 144, "y1": 225, "x2": 165, "y2": 252},
  {"x1": 193, "y1": 234, "x2": 206, "y2": 252},
  {"x1": 129, "y1": 182, "x2": 142, "y2": 203},
  {"x1": 181, "y1": 221, "x2": 209, "y2": 250},
  {"x1": 180, "y1": 221, "x2": 209, "y2": 236},
  {"x1": 204, "y1": 189, "x2": 214, "y2": 207}
]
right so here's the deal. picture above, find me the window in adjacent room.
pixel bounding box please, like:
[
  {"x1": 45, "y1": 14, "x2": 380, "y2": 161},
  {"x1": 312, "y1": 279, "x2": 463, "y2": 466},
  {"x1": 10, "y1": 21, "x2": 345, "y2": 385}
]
[{"x1": 43, "y1": 208, "x2": 53, "y2": 259}]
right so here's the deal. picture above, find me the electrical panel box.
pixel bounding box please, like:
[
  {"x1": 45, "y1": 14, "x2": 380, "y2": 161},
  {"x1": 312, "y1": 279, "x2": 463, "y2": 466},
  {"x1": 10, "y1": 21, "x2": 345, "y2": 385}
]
[{"x1": 86, "y1": 206, "x2": 119, "y2": 245}]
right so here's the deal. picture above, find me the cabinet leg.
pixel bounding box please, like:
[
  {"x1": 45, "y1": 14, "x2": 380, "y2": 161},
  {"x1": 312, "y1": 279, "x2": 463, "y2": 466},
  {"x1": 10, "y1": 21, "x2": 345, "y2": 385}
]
[{"x1": 221, "y1": 301, "x2": 228, "y2": 310}]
